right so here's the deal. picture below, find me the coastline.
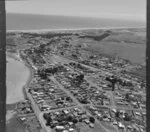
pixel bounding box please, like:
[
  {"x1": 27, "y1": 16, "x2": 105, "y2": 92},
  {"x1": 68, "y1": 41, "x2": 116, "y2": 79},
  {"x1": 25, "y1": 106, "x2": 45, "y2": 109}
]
[
  {"x1": 6, "y1": 52, "x2": 35, "y2": 132},
  {"x1": 6, "y1": 53, "x2": 31, "y2": 104},
  {"x1": 6, "y1": 51, "x2": 21, "y2": 61},
  {"x1": 7, "y1": 26, "x2": 145, "y2": 33},
  {"x1": 20, "y1": 53, "x2": 34, "y2": 100}
]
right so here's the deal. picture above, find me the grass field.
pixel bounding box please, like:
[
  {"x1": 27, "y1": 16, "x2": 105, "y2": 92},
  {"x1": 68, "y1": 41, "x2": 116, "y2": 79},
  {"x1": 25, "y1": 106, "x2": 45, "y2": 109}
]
[{"x1": 79, "y1": 28, "x2": 146, "y2": 65}]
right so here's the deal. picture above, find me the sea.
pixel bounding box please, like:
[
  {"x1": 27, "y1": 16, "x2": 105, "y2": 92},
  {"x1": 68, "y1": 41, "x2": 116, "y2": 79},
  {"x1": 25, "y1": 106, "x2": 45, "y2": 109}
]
[
  {"x1": 6, "y1": 56, "x2": 29, "y2": 104},
  {"x1": 6, "y1": 13, "x2": 145, "y2": 31},
  {"x1": 6, "y1": 56, "x2": 30, "y2": 132}
]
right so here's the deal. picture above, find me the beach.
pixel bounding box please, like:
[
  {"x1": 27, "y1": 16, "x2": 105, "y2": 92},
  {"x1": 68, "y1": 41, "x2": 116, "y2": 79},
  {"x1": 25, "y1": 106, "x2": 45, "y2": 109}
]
[
  {"x1": 6, "y1": 53, "x2": 31, "y2": 132},
  {"x1": 6, "y1": 54, "x2": 30, "y2": 104}
]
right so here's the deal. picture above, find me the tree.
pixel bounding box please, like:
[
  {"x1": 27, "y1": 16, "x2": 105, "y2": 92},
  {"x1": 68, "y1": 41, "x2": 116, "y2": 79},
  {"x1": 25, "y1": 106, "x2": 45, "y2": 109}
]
[
  {"x1": 47, "y1": 117, "x2": 52, "y2": 122},
  {"x1": 79, "y1": 118, "x2": 82, "y2": 122},
  {"x1": 46, "y1": 121, "x2": 50, "y2": 126},
  {"x1": 111, "y1": 78, "x2": 117, "y2": 91},
  {"x1": 125, "y1": 93, "x2": 130, "y2": 100},
  {"x1": 61, "y1": 97, "x2": 65, "y2": 100},
  {"x1": 50, "y1": 124, "x2": 55, "y2": 129},
  {"x1": 79, "y1": 74, "x2": 84, "y2": 80},
  {"x1": 89, "y1": 117, "x2": 95, "y2": 123},
  {"x1": 101, "y1": 99, "x2": 104, "y2": 105},
  {"x1": 115, "y1": 111, "x2": 120, "y2": 118},
  {"x1": 72, "y1": 118, "x2": 78, "y2": 124},
  {"x1": 67, "y1": 115, "x2": 73, "y2": 122},
  {"x1": 106, "y1": 77, "x2": 110, "y2": 81},
  {"x1": 66, "y1": 97, "x2": 71, "y2": 101},
  {"x1": 124, "y1": 114, "x2": 131, "y2": 121}
]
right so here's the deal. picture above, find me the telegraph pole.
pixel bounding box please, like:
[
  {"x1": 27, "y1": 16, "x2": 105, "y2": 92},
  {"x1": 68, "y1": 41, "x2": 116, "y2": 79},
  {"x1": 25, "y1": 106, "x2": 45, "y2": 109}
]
[{"x1": 0, "y1": 0, "x2": 6, "y2": 132}]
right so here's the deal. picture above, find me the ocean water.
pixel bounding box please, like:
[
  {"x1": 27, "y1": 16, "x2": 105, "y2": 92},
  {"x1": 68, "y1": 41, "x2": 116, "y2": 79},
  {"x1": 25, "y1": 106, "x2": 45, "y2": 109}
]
[
  {"x1": 6, "y1": 57, "x2": 29, "y2": 104},
  {"x1": 6, "y1": 13, "x2": 145, "y2": 30}
]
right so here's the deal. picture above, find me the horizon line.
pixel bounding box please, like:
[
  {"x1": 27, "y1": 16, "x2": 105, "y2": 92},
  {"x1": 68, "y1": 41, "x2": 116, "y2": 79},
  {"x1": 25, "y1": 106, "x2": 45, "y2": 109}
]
[{"x1": 6, "y1": 12, "x2": 146, "y2": 22}]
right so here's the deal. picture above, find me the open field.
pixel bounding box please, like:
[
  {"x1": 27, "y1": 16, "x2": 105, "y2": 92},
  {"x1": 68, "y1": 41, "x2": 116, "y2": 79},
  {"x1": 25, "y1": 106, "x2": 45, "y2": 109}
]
[{"x1": 79, "y1": 28, "x2": 146, "y2": 65}]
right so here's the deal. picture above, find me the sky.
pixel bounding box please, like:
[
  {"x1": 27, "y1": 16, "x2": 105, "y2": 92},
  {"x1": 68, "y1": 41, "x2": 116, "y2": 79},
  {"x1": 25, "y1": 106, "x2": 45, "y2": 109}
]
[{"x1": 6, "y1": 0, "x2": 146, "y2": 21}]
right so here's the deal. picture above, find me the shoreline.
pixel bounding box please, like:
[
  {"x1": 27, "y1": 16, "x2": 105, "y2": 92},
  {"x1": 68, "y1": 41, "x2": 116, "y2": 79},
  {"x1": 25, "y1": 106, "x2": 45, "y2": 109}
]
[
  {"x1": 7, "y1": 26, "x2": 145, "y2": 33},
  {"x1": 21, "y1": 54, "x2": 34, "y2": 100},
  {"x1": 6, "y1": 53, "x2": 35, "y2": 132},
  {"x1": 6, "y1": 53, "x2": 32, "y2": 105},
  {"x1": 6, "y1": 51, "x2": 21, "y2": 61}
]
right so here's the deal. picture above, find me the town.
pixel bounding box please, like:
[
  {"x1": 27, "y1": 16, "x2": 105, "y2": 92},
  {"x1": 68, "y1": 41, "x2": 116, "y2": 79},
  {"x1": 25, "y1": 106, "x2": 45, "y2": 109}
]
[{"x1": 7, "y1": 29, "x2": 146, "y2": 132}]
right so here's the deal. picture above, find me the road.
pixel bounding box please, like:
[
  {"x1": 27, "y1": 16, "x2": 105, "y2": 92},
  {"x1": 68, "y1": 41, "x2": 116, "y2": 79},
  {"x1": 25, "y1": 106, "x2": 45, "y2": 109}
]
[
  {"x1": 20, "y1": 54, "x2": 51, "y2": 132},
  {"x1": 20, "y1": 51, "x2": 145, "y2": 132},
  {"x1": 21, "y1": 53, "x2": 109, "y2": 132},
  {"x1": 51, "y1": 76, "x2": 110, "y2": 132},
  {"x1": 48, "y1": 54, "x2": 145, "y2": 132}
]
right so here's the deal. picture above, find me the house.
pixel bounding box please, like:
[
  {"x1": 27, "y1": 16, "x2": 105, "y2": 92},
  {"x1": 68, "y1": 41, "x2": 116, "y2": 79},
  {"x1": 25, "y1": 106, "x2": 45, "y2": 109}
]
[
  {"x1": 63, "y1": 110, "x2": 69, "y2": 114},
  {"x1": 68, "y1": 122, "x2": 73, "y2": 126},
  {"x1": 103, "y1": 100, "x2": 110, "y2": 105},
  {"x1": 89, "y1": 123, "x2": 94, "y2": 128},
  {"x1": 103, "y1": 118, "x2": 110, "y2": 122},
  {"x1": 84, "y1": 119, "x2": 90, "y2": 124},
  {"x1": 127, "y1": 125, "x2": 133, "y2": 130},
  {"x1": 118, "y1": 122, "x2": 125, "y2": 129},
  {"x1": 112, "y1": 121, "x2": 118, "y2": 125},
  {"x1": 56, "y1": 126, "x2": 65, "y2": 131},
  {"x1": 135, "y1": 112, "x2": 141, "y2": 116},
  {"x1": 117, "y1": 101, "x2": 125, "y2": 105},
  {"x1": 69, "y1": 128, "x2": 74, "y2": 132},
  {"x1": 112, "y1": 109, "x2": 117, "y2": 113},
  {"x1": 20, "y1": 117, "x2": 26, "y2": 121},
  {"x1": 63, "y1": 130, "x2": 69, "y2": 132},
  {"x1": 140, "y1": 104, "x2": 146, "y2": 109}
]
